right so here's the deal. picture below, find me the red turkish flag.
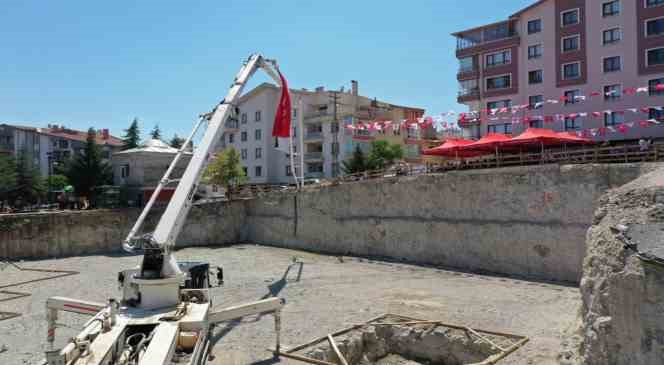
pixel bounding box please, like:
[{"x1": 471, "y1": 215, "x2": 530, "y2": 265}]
[{"x1": 272, "y1": 70, "x2": 291, "y2": 138}]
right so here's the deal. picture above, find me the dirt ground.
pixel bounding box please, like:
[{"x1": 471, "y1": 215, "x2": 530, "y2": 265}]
[{"x1": 0, "y1": 244, "x2": 580, "y2": 365}]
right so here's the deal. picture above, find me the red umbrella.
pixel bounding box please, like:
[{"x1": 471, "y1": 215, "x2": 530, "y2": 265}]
[
  {"x1": 556, "y1": 131, "x2": 594, "y2": 145},
  {"x1": 423, "y1": 138, "x2": 479, "y2": 158},
  {"x1": 460, "y1": 133, "x2": 513, "y2": 155}
]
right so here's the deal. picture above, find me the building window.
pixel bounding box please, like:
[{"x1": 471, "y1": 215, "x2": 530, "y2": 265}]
[
  {"x1": 561, "y1": 9, "x2": 580, "y2": 26},
  {"x1": 487, "y1": 123, "x2": 512, "y2": 135},
  {"x1": 528, "y1": 44, "x2": 542, "y2": 59},
  {"x1": 562, "y1": 62, "x2": 581, "y2": 80},
  {"x1": 331, "y1": 142, "x2": 340, "y2": 155},
  {"x1": 647, "y1": 0, "x2": 664, "y2": 7},
  {"x1": 530, "y1": 119, "x2": 544, "y2": 128},
  {"x1": 602, "y1": 1, "x2": 620, "y2": 17},
  {"x1": 647, "y1": 47, "x2": 664, "y2": 66},
  {"x1": 121, "y1": 164, "x2": 130, "y2": 178},
  {"x1": 241, "y1": 113, "x2": 247, "y2": 124},
  {"x1": 274, "y1": 137, "x2": 279, "y2": 148},
  {"x1": 603, "y1": 28, "x2": 621, "y2": 44},
  {"x1": 649, "y1": 107, "x2": 664, "y2": 121},
  {"x1": 459, "y1": 56, "x2": 476, "y2": 72},
  {"x1": 603, "y1": 56, "x2": 622, "y2": 73},
  {"x1": 604, "y1": 84, "x2": 622, "y2": 101},
  {"x1": 604, "y1": 112, "x2": 624, "y2": 126},
  {"x1": 228, "y1": 133, "x2": 235, "y2": 143},
  {"x1": 486, "y1": 75, "x2": 511, "y2": 90},
  {"x1": 564, "y1": 117, "x2": 581, "y2": 131},
  {"x1": 529, "y1": 95, "x2": 544, "y2": 109},
  {"x1": 241, "y1": 148, "x2": 247, "y2": 160},
  {"x1": 562, "y1": 35, "x2": 580, "y2": 52},
  {"x1": 255, "y1": 166, "x2": 262, "y2": 177},
  {"x1": 647, "y1": 18, "x2": 664, "y2": 37},
  {"x1": 255, "y1": 129, "x2": 262, "y2": 140},
  {"x1": 528, "y1": 70, "x2": 543, "y2": 84},
  {"x1": 487, "y1": 100, "x2": 512, "y2": 110},
  {"x1": 649, "y1": 78, "x2": 664, "y2": 95},
  {"x1": 307, "y1": 163, "x2": 324, "y2": 173},
  {"x1": 241, "y1": 131, "x2": 247, "y2": 142},
  {"x1": 286, "y1": 165, "x2": 292, "y2": 176},
  {"x1": 255, "y1": 110, "x2": 261, "y2": 122},
  {"x1": 255, "y1": 147, "x2": 262, "y2": 159},
  {"x1": 242, "y1": 166, "x2": 248, "y2": 176},
  {"x1": 331, "y1": 122, "x2": 340, "y2": 133},
  {"x1": 292, "y1": 108, "x2": 297, "y2": 118},
  {"x1": 564, "y1": 89, "x2": 581, "y2": 105},
  {"x1": 528, "y1": 19, "x2": 542, "y2": 34},
  {"x1": 485, "y1": 50, "x2": 511, "y2": 68}
]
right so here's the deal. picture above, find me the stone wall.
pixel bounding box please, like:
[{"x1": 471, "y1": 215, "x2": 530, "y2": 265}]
[
  {"x1": 246, "y1": 164, "x2": 660, "y2": 283},
  {"x1": 0, "y1": 201, "x2": 245, "y2": 260}
]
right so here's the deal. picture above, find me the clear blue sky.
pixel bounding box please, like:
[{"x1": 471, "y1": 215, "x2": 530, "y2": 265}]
[{"x1": 1, "y1": 0, "x2": 533, "y2": 141}]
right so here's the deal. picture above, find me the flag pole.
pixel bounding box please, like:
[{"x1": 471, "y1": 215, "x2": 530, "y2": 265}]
[{"x1": 298, "y1": 97, "x2": 305, "y2": 189}]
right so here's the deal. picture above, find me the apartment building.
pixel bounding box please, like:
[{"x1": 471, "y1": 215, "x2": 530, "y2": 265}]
[
  {"x1": 0, "y1": 123, "x2": 122, "y2": 176},
  {"x1": 454, "y1": 0, "x2": 664, "y2": 141},
  {"x1": 218, "y1": 81, "x2": 426, "y2": 184}
]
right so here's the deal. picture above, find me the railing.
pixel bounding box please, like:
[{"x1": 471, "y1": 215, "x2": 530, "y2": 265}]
[
  {"x1": 304, "y1": 152, "x2": 323, "y2": 160},
  {"x1": 458, "y1": 89, "x2": 480, "y2": 98}
]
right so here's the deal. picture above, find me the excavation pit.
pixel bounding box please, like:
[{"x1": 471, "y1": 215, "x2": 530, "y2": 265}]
[{"x1": 281, "y1": 315, "x2": 528, "y2": 365}]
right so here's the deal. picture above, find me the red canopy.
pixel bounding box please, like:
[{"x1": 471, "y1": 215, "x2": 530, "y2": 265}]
[
  {"x1": 460, "y1": 133, "x2": 513, "y2": 153},
  {"x1": 556, "y1": 131, "x2": 594, "y2": 144},
  {"x1": 423, "y1": 138, "x2": 479, "y2": 157},
  {"x1": 506, "y1": 128, "x2": 594, "y2": 147}
]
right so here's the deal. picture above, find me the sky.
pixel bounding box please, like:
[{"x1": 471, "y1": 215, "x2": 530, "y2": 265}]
[{"x1": 1, "y1": 0, "x2": 534, "y2": 142}]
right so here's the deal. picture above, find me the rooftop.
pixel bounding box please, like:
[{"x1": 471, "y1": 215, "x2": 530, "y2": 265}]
[{"x1": 1, "y1": 123, "x2": 123, "y2": 147}]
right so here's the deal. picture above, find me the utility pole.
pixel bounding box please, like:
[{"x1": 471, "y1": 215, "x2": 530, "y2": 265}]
[{"x1": 329, "y1": 91, "x2": 341, "y2": 177}]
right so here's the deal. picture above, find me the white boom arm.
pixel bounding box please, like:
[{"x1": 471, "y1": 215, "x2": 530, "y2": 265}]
[{"x1": 123, "y1": 54, "x2": 284, "y2": 278}]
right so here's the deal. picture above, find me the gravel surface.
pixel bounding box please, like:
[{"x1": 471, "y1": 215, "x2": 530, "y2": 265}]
[{"x1": 0, "y1": 244, "x2": 579, "y2": 364}]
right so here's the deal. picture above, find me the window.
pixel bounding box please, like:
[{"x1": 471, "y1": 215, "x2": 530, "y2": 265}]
[
  {"x1": 602, "y1": 1, "x2": 620, "y2": 17},
  {"x1": 529, "y1": 95, "x2": 544, "y2": 109},
  {"x1": 121, "y1": 164, "x2": 130, "y2": 178},
  {"x1": 486, "y1": 75, "x2": 511, "y2": 90},
  {"x1": 528, "y1": 44, "x2": 542, "y2": 59},
  {"x1": 649, "y1": 78, "x2": 664, "y2": 95},
  {"x1": 487, "y1": 100, "x2": 512, "y2": 110},
  {"x1": 459, "y1": 56, "x2": 476, "y2": 72},
  {"x1": 530, "y1": 119, "x2": 544, "y2": 128},
  {"x1": 255, "y1": 129, "x2": 262, "y2": 140},
  {"x1": 647, "y1": 0, "x2": 664, "y2": 7},
  {"x1": 565, "y1": 117, "x2": 581, "y2": 131},
  {"x1": 603, "y1": 28, "x2": 621, "y2": 44},
  {"x1": 603, "y1": 56, "x2": 621, "y2": 73},
  {"x1": 649, "y1": 107, "x2": 664, "y2": 121},
  {"x1": 241, "y1": 148, "x2": 247, "y2": 160},
  {"x1": 241, "y1": 131, "x2": 247, "y2": 141},
  {"x1": 604, "y1": 84, "x2": 622, "y2": 101},
  {"x1": 307, "y1": 163, "x2": 324, "y2": 173},
  {"x1": 331, "y1": 122, "x2": 340, "y2": 133},
  {"x1": 241, "y1": 113, "x2": 247, "y2": 124},
  {"x1": 604, "y1": 112, "x2": 624, "y2": 126},
  {"x1": 228, "y1": 133, "x2": 235, "y2": 143},
  {"x1": 459, "y1": 79, "x2": 479, "y2": 96},
  {"x1": 485, "y1": 50, "x2": 511, "y2": 68},
  {"x1": 648, "y1": 48, "x2": 664, "y2": 66},
  {"x1": 487, "y1": 124, "x2": 512, "y2": 134},
  {"x1": 647, "y1": 18, "x2": 664, "y2": 37},
  {"x1": 255, "y1": 110, "x2": 261, "y2": 122},
  {"x1": 292, "y1": 108, "x2": 297, "y2": 118},
  {"x1": 528, "y1": 19, "x2": 542, "y2": 34},
  {"x1": 528, "y1": 70, "x2": 543, "y2": 84},
  {"x1": 562, "y1": 62, "x2": 581, "y2": 80},
  {"x1": 255, "y1": 166, "x2": 262, "y2": 177},
  {"x1": 255, "y1": 148, "x2": 262, "y2": 159},
  {"x1": 331, "y1": 142, "x2": 340, "y2": 155},
  {"x1": 286, "y1": 165, "x2": 292, "y2": 176},
  {"x1": 564, "y1": 90, "x2": 580, "y2": 105},
  {"x1": 561, "y1": 9, "x2": 579, "y2": 26},
  {"x1": 562, "y1": 35, "x2": 580, "y2": 52},
  {"x1": 242, "y1": 166, "x2": 248, "y2": 176},
  {"x1": 274, "y1": 137, "x2": 279, "y2": 148}
]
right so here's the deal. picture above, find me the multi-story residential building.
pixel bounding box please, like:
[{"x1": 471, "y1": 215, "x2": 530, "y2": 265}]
[
  {"x1": 218, "y1": 81, "x2": 426, "y2": 184},
  {"x1": 454, "y1": 0, "x2": 664, "y2": 141},
  {"x1": 0, "y1": 123, "x2": 122, "y2": 176}
]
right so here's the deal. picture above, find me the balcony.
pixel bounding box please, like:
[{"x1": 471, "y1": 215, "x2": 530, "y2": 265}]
[
  {"x1": 304, "y1": 152, "x2": 323, "y2": 161},
  {"x1": 454, "y1": 20, "x2": 519, "y2": 57},
  {"x1": 225, "y1": 119, "x2": 239, "y2": 131},
  {"x1": 457, "y1": 88, "x2": 481, "y2": 103},
  {"x1": 304, "y1": 132, "x2": 324, "y2": 142}
]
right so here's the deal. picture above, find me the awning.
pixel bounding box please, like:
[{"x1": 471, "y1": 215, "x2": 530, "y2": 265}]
[
  {"x1": 556, "y1": 131, "x2": 594, "y2": 144},
  {"x1": 460, "y1": 133, "x2": 513, "y2": 153},
  {"x1": 423, "y1": 138, "x2": 477, "y2": 157},
  {"x1": 505, "y1": 128, "x2": 594, "y2": 147}
]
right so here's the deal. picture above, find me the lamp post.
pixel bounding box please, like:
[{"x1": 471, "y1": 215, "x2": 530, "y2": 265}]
[{"x1": 47, "y1": 152, "x2": 53, "y2": 204}]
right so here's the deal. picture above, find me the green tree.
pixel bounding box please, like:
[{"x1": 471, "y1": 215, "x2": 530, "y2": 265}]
[
  {"x1": 366, "y1": 140, "x2": 404, "y2": 170},
  {"x1": 66, "y1": 128, "x2": 112, "y2": 201},
  {"x1": 47, "y1": 174, "x2": 69, "y2": 190},
  {"x1": 122, "y1": 118, "x2": 141, "y2": 150},
  {"x1": 13, "y1": 152, "x2": 46, "y2": 205},
  {"x1": 0, "y1": 154, "x2": 18, "y2": 204},
  {"x1": 150, "y1": 124, "x2": 161, "y2": 140},
  {"x1": 169, "y1": 134, "x2": 185, "y2": 149},
  {"x1": 203, "y1": 148, "x2": 247, "y2": 199},
  {"x1": 342, "y1": 145, "x2": 367, "y2": 174}
]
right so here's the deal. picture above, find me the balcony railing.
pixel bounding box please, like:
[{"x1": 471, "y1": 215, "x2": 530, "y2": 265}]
[
  {"x1": 458, "y1": 89, "x2": 480, "y2": 98},
  {"x1": 304, "y1": 152, "x2": 323, "y2": 160},
  {"x1": 458, "y1": 66, "x2": 478, "y2": 74},
  {"x1": 225, "y1": 120, "x2": 239, "y2": 130},
  {"x1": 304, "y1": 132, "x2": 323, "y2": 141},
  {"x1": 455, "y1": 21, "x2": 518, "y2": 51}
]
